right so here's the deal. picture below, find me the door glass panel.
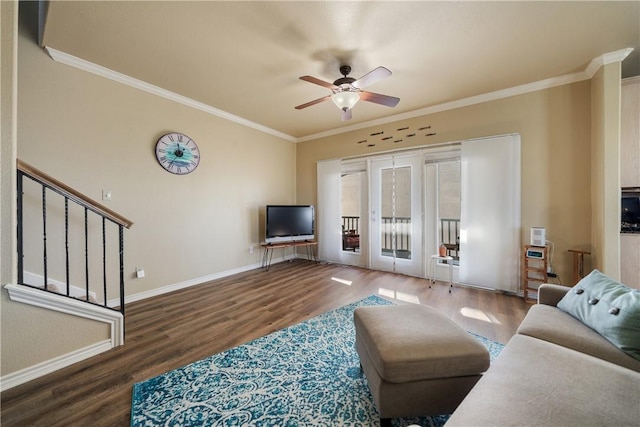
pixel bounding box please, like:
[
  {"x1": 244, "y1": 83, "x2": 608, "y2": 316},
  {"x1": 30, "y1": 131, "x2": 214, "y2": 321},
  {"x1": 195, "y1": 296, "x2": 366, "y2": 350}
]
[
  {"x1": 380, "y1": 166, "x2": 412, "y2": 259},
  {"x1": 341, "y1": 172, "x2": 361, "y2": 253},
  {"x1": 437, "y1": 161, "x2": 461, "y2": 265},
  {"x1": 395, "y1": 167, "x2": 411, "y2": 260},
  {"x1": 381, "y1": 168, "x2": 393, "y2": 257}
]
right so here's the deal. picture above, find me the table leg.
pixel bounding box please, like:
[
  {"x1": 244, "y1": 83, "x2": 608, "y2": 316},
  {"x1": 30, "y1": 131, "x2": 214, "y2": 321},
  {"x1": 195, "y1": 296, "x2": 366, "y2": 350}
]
[
  {"x1": 262, "y1": 247, "x2": 269, "y2": 270},
  {"x1": 265, "y1": 247, "x2": 275, "y2": 271}
]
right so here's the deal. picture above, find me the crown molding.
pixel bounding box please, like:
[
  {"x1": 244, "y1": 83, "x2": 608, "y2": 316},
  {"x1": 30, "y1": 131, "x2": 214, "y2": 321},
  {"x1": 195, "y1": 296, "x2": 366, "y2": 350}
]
[
  {"x1": 297, "y1": 71, "x2": 588, "y2": 142},
  {"x1": 585, "y1": 47, "x2": 634, "y2": 77},
  {"x1": 44, "y1": 47, "x2": 296, "y2": 143},
  {"x1": 45, "y1": 46, "x2": 633, "y2": 144},
  {"x1": 298, "y1": 48, "x2": 635, "y2": 142}
]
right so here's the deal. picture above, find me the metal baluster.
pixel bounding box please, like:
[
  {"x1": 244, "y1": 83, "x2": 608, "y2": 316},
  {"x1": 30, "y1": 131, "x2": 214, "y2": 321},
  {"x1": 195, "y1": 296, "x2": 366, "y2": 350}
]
[
  {"x1": 455, "y1": 220, "x2": 460, "y2": 258},
  {"x1": 84, "y1": 207, "x2": 89, "y2": 300},
  {"x1": 119, "y1": 225, "x2": 125, "y2": 317},
  {"x1": 392, "y1": 165, "x2": 397, "y2": 260},
  {"x1": 65, "y1": 198, "x2": 70, "y2": 296},
  {"x1": 385, "y1": 218, "x2": 391, "y2": 252},
  {"x1": 17, "y1": 165, "x2": 128, "y2": 314},
  {"x1": 42, "y1": 187, "x2": 48, "y2": 290},
  {"x1": 102, "y1": 217, "x2": 107, "y2": 307},
  {"x1": 406, "y1": 219, "x2": 409, "y2": 252},
  {"x1": 17, "y1": 171, "x2": 24, "y2": 285},
  {"x1": 451, "y1": 220, "x2": 456, "y2": 248},
  {"x1": 407, "y1": 219, "x2": 411, "y2": 253}
]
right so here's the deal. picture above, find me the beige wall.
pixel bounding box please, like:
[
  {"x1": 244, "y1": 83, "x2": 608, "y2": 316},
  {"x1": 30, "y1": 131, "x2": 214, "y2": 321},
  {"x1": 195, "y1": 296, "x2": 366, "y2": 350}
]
[
  {"x1": 1, "y1": 1, "x2": 18, "y2": 289},
  {"x1": 297, "y1": 81, "x2": 594, "y2": 287},
  {"x1": 2, "y1": 5, "x2": 295, "y2": 376},
  {"x1": 591, "y1": 62, "x2": 622, "y2": 278},
  {"x1": 1, "y1": 301, "x2": 111, "y2": 374},
  {"x1": 17, "y1": 13, "x2": 295, "y2": 291},
  {"x1": 1, "y1": 0, "x2": 21, "y2": 376}
]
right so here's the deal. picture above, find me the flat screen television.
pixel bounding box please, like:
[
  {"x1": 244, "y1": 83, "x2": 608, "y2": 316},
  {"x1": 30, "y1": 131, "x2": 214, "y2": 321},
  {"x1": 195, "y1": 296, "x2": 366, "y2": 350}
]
[
  {"x1": 265, "y1": 205, "x2": 315, "y2": 243},
  {"x1": 622, "y1": 188, "x2": 640, "y2": 233}
]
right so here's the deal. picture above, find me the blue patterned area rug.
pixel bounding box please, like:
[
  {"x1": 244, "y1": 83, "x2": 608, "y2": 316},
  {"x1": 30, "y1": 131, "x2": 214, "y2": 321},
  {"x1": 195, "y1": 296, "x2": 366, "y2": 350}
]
[{"x1": 131, "y1": 295, "x2": 504, "y2": 427}]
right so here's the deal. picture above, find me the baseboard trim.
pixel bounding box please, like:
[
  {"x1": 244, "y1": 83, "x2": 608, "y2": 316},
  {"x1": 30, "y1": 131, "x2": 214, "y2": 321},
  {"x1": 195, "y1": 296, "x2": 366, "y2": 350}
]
[
  {"x1": 121, "y1": 256, "x2": 290, "y2": 304},
  {"x1": 0, "y1": 339, "x2": 112, "y2": 392},
  {"x1": 2, "y1": 256, "x2": 298, "y2": 390}
]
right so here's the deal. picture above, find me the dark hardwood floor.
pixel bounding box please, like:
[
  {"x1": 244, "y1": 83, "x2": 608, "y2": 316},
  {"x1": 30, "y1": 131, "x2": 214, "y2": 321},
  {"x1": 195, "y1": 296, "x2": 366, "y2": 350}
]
[{"x1": 1, "y1": 260, "x2": 531, "y2": 426}]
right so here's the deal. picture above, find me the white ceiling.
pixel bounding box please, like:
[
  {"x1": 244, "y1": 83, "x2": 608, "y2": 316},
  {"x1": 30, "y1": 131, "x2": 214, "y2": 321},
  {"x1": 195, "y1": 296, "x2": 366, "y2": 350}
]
[{"x1": 41, "y1": 1, "x2": 640, "y2": 141}]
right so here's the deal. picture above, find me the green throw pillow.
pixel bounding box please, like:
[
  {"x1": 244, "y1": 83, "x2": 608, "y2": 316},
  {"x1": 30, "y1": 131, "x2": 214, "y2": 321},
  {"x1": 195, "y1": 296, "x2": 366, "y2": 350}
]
[{"x1": 557, "y1": 269, "x2": 640, "y2": 361}]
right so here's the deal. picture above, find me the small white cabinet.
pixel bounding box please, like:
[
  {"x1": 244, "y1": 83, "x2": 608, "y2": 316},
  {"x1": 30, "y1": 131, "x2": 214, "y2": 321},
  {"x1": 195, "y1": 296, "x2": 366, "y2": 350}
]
[
  {"x1": 620, "y1": 77, "x2": 640, "y2": 289},
  {"x1": 621, "y1": 234, "x2": 640, "y2": 289},
  {"x1": 621, "y1": 77, "x2": 640, "y2": 187}
]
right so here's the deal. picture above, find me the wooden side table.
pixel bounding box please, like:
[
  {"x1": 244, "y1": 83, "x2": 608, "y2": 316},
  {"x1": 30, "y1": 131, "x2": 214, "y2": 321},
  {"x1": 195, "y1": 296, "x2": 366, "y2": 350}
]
[
  {"x1": 522, "y1": 245, "x2": 548, "y2": 302},
  {"x1": 568, "y1": 249, "x2": 591, "y2": 285}
]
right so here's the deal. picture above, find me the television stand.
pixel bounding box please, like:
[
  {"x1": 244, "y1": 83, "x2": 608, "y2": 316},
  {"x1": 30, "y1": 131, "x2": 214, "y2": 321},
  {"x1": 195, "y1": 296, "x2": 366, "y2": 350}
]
[{"x1": 261, "y1": 240, "x2": 318, "y2": 271}]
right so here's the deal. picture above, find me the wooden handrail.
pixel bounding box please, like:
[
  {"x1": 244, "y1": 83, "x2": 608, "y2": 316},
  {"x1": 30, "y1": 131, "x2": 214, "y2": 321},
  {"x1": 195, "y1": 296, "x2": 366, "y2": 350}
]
[{"x1": 17, "y1": 160, "x2": 133, "y2": 229}]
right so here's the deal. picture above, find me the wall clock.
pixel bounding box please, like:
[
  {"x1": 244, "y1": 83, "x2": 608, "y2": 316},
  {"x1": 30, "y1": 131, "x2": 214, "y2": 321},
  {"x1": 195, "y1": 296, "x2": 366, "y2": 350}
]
[{"x1": 155, "y1": 132, "x2": 200, "y2": 175}]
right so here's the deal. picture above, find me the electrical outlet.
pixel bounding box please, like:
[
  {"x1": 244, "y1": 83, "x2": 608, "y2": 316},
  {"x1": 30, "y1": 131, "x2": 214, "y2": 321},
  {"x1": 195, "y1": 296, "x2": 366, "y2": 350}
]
[
  {"x1": 136, "y1": 268, "x2": 145, "y2": 278},
  {"x1": 102, "y1": 190, "x2": 112, "y2": 201},
  {"x1": 249, "y1": 246, "x2": 254, "y2": 254}
]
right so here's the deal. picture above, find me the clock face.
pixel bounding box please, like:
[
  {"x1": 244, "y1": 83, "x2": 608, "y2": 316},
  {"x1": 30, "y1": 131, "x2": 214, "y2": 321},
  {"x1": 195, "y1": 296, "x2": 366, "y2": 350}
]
[{"x1": 155, "y1": 132, "x2": 200, "y2": 175}]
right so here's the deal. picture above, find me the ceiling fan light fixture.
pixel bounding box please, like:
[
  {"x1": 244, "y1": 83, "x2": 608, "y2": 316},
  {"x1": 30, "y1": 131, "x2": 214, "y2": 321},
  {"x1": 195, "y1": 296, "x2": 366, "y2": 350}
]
[
  {"x1": 331, "y1": 91, "x2": 360, "y2": 111},
  {"x1": 296, "y1": 65, "x2": 397, "y2": 119}
]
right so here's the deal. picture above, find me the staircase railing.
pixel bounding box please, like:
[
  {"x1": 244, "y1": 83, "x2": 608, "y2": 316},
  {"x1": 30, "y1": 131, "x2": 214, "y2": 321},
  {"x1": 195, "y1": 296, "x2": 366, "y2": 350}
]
[{"x1": 16, "y1": 160, "x2": 133, "y2": 315}]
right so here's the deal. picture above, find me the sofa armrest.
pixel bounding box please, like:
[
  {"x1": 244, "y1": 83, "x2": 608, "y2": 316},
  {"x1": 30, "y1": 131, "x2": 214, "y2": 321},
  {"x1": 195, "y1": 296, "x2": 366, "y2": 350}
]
[{"x1": 537, "y1": 284, "x2": 572, "y2": 306}]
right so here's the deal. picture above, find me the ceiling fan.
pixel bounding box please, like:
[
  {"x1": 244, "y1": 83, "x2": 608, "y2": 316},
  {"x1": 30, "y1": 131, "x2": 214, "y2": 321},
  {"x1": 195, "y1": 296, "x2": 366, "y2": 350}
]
[{"x1": 295, "y1": 65, "x2": 400, "y2": 121}]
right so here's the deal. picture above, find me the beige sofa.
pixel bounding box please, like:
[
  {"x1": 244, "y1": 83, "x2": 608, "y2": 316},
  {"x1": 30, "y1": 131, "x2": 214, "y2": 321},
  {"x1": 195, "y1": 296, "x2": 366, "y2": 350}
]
[{"x1": 446, "y1": 283, "x2": 640, "y2": 426}]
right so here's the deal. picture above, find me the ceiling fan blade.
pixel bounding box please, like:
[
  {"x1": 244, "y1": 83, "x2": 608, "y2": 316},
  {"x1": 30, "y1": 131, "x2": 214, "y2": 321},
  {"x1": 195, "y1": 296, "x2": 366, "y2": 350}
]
[
  {"x1": 299, "y1": 75, "x2": 338, "y2": 90},
  {"x1": 295, "y1": 95, "x2": 331, "y2": 110},
  {"x1": 352, "y1": 66, "x2": 392, "y2": 89},
  {"x1": 360, "y1": 91, "x2": 400, "y2": 108},
  {"x1": 341, "y1": 108, "x2": 352, "y2": 121}
]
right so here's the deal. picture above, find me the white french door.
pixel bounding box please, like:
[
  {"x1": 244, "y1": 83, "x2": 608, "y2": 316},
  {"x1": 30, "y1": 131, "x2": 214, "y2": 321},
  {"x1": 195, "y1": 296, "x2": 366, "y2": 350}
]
[
  {"x1": 318, "y1": 136, "x2": 520, "y2": 290},
  {"x1": 370, "y1": 154, "x2": 423, "y2": 276}
]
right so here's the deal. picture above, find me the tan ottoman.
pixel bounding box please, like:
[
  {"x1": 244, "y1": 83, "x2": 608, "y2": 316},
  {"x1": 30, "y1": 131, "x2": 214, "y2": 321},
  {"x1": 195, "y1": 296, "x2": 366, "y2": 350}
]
[{"x1": 354, "y1": 304, "x2": 490, "y2": 424}]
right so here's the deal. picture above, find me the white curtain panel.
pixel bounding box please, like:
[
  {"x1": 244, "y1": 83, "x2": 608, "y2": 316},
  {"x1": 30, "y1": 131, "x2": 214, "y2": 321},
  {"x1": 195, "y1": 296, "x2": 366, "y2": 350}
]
[
  {"x1": 316, "y1": 159, "x2": 343, "y2": 263},
  {"x1": 459, "y1": 134, "x2": 521, "y2": 292}
]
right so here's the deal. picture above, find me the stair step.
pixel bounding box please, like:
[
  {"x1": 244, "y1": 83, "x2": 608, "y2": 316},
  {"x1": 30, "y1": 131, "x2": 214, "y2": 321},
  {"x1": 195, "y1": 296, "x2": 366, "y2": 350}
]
[{"x1": 36, "y1": 283, "x2": 98, "y2": 304}]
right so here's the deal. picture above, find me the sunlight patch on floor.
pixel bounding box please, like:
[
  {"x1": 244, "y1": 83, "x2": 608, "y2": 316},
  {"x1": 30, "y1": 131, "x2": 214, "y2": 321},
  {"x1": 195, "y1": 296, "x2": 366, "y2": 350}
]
[
  {"x1": 331, "y1": 277, "x2": 352, "y2": 286},
  {"x1": 378, "y1": 288, "x2": 420, "y2": 304},
  {"x1": 460, "y1": 307, "x2": 501, "y2": 324}
]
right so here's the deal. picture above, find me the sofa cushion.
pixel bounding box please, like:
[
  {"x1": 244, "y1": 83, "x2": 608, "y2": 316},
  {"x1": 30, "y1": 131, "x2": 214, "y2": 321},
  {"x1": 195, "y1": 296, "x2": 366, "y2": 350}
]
[
  {"x1": 517, "y1": 304, "x2": 640, "y2": 372},
  {"x1": 446, "y1": 335, "x2": 640, "y2": 427},
  {"x1": 537, "y1": 283, "x2": 571, "y2": 306},
  {"x1": 557, "y1": 269, "x2": 640, "y2": 360}
]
